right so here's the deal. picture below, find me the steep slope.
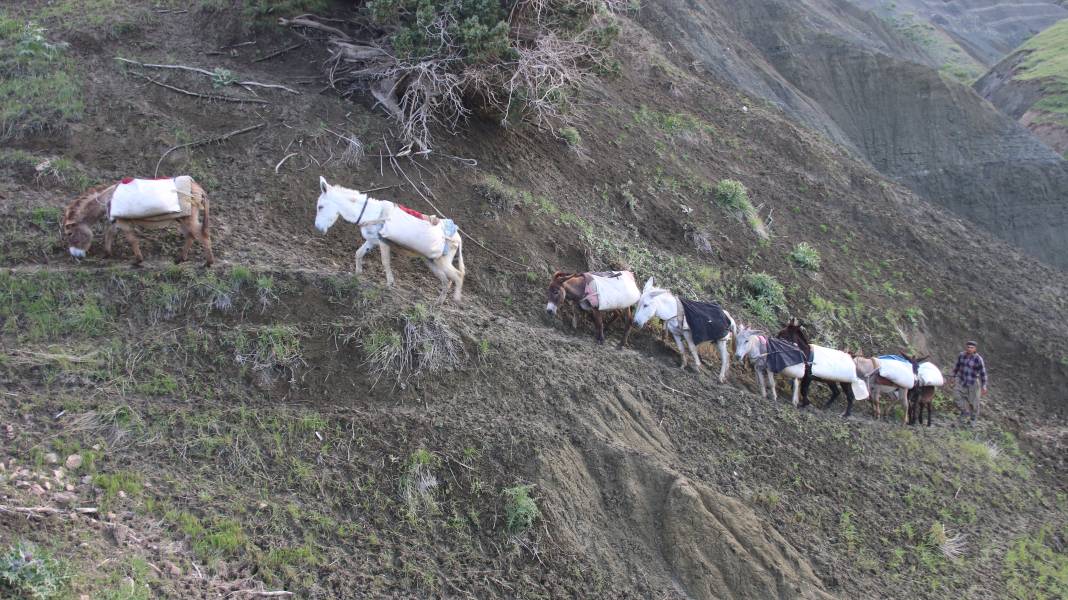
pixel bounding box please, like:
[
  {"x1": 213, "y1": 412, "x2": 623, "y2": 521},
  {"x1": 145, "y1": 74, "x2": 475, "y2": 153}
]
[
  {"x1": 847, "y1": 0, "x2": 1067, "y2": 67},
  {"x1": 976, "y1": 18, "x2": 1068, "y2": 155},
  {"x1": 641, "y1": 0, "x2": 1068, "y2": 269},
  {"x1": 1, "y1": 2, "x2": 1067, "y2": 599}
]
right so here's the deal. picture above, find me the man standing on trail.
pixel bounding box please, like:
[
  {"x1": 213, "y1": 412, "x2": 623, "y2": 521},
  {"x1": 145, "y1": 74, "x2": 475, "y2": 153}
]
[{"x1": 950, "y1": 341, "x2": 988, "y2": 425}]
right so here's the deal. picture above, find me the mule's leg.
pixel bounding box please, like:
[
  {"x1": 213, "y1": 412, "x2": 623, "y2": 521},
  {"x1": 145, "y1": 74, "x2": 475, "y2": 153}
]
[
  {"x1": 671, "y1": 332, "x2": 687, "y2": 368},
  {"x1": 176, "y1": 223, "x2": 194, "y2": 264},
  {"x1": 755, "y1": 369, "x2": 767, "y2": 399},
  {"x1": 104, "y1": 224, "x2": 116, "y2": 257},
  {"x1": 379, "y1": 242, "x2": 395, "y2": 287},
  {"x1": 791, "y1": 378, "x2": 800, "y2": 407},
  {"x1": 767, "y1": 369, "x2": 778, "y2": 401},
  {"x1": 843, "y1": 384, "x2": 855, "y2": 418},
  {"x1": 716, "y1": 339, "x2": 729, "y2": 383},
  {"x1": 799, "y1": 374, "x2": 813, "y2": 408},
  {"x1": 826, "y1": 383, "x2": 841, "y2": 410},
  {"x1": 427, "y1": 260, "x2": 451, "y2": 304},
  {"x1": 901, "y1": 388, "x2": 910, "y2": 425},
  {"x1": 592, "y1": 311, "x2": 606, "y2": 344},
  {"x1": 122, "y1": 227, "x2": 143, "y2": 265},
  {"x1": 684, "y1": 330, "x2": 701, "y2": 372},
  {"x1": 353, "y1": 240, "x2": 375, "y2": 275},
  {"x1": 198, "y1": 222, "x2": 214, "y2": 267},
  {"x1": 618, "y1": 308, "x2": 633, "y2": 349},
  {"x1": 445, "y1": 256, "x2": 464, "y2": 304}
]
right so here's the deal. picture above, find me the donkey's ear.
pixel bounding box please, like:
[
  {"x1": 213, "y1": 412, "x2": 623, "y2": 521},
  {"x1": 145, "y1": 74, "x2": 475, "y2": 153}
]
[
  {"x1": 643, "y1": 277, "x2": 655, "y2": 292},
  {"x1": 319, "y1": 176, "x2": 330, "y2": 194}
]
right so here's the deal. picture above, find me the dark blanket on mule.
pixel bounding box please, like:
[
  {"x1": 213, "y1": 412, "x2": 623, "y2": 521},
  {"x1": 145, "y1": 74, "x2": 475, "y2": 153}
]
[
  {"x1": 766, "y1": 338, "x2": 808, "y2": 374},
  {"x1": 680, "y1": 300, "x2": 730, "y2": 345}
]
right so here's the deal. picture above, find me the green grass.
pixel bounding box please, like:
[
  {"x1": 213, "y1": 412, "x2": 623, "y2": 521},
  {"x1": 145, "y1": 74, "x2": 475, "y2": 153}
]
[
  {"x1": 714, "y1": 179, "x2": 765, "y2": 237},
  {"x1": 1013, "y1": 19, "x2": 1068, "y2": 123},
  {"x1": 1003, "y1": 525, "x2": 1068, "y2": 599},
  {"x1": 0, "y1": 15, "x2": 83, "y2": 140}
]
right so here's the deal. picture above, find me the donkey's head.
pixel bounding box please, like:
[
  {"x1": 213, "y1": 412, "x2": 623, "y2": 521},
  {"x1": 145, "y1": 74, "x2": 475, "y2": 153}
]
[
  {"x1": 633, "y1": 277, "x2": 670, "y2": 329},
  {"x1": 315, "y1": 176, "x2": 364, "y2": 234},
  {"x1": 545, "y1": 271, "x2": 575, "y2": 316},
  {"x1": 63, "y1": 187, "x2": 108, "y2": 258},
  {"x1": 734, "y1": 325, "x2": 762, "y2": 362}
]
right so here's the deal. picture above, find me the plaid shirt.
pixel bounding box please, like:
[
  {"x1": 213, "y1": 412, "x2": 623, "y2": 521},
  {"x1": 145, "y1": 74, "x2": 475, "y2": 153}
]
[{"x1": 952, "y1": 352, "x2": 988, "y2": 388}]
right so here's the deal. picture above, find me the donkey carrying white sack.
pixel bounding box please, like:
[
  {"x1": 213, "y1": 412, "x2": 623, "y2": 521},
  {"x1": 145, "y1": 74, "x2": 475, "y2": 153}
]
[{"x1": 314, "y1": 177, "x2": 466, "y2": 303}]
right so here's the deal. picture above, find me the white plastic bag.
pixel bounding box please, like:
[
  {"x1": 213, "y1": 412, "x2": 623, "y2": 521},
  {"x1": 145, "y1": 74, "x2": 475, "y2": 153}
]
[
  {"x1": 916, "y1": 362, "x2": 945, "y2": 387},
  {"x1": 110, "y1": 178, "x2": 182, "y2": 220},
  {"x1": 588, "y1": 271, "x2": 641, "y2": 311}
]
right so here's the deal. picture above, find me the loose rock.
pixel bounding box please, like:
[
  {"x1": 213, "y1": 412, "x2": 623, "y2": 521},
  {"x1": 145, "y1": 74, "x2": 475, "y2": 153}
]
[{"x1": 65, "y1": 454, "x2": 83, "y2": 470}]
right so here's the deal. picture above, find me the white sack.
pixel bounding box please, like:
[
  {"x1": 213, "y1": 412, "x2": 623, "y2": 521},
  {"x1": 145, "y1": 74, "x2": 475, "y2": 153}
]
[
  {"x1": 851, "y1": 379, "x2": 870, "y2": 401},
  {"x1": 916, "y1": 362, "x2": 945, "y2": 387},
  {"x1": 877, "y1": 359, "x2": 916, "y2": 389},
  {"x1": 589, "y1": 271, "x2": 641, "y2": 311},
  {"x1": 809, "y1": 345, "x2": 858, "y2": 383},
  {"x1": 110, "y1": 178, "x2": 181, "y2": 220},
  {"x1": 380, "y1": 206, "x2": 446, "y2": 259}
]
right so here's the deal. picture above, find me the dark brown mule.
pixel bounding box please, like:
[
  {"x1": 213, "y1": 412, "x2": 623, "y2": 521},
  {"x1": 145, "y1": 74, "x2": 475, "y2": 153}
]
[
  {"x1": 901, "y1": 353, "x2": 934, "y2": 427},
  {"x1": 778, "y1": 318, "x2": 857, "y2": 415},
  {"x1": 63, "y1": 178, "x2": 213, "y2": 266},
  {"x1": 545, "y1": 271, "x2": 634, "y2": 346}
]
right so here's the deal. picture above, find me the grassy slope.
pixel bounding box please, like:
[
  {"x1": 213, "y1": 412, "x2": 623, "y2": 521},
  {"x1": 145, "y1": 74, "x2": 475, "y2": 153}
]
[
  {"x1": 1015, "y1": 18, "x2": 1068, "y2": 123},
  {"x1": 0, "y1": 1, "x2": 1067, "y2": 599}
]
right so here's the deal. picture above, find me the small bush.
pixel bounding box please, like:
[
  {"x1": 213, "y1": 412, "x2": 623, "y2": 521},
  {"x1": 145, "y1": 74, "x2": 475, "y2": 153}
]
[
  {"x1": 558, "y1": 126, "x2": 582, "y2": 148},
  {"x1": 789, "y1": 242, "x2": 821, "y2": 271},
  {"x1": 0, "y1": 541, "x2": 68, "y2": 599},
  {"x1": 503, "y1": 484, "x2": 540, "y2": 534},
  {"x1": 714, "y1": 179, "x2": 750, "y2": 211},
  {"x1": 744, "y1": 272, "x2": 786, "y2": 324}
]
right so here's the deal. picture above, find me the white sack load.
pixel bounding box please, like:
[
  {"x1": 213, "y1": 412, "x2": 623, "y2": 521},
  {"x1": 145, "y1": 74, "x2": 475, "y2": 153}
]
[
  {"x1": 586, "y1": 271, "x2": 640, "y2": 311},
  {"x1": 809, "y1": 345, "x2": 869, "y2": 400},
  {"x1": 380, "y1": 206, "x2": 446, "y2": 259},
  {"x1": 110, "y1": 178, "x2": 182, "y2": 220},
  {"x1": 916, "y1": 362, "x2": 945, "y2": 387},
  {"x1": 876, "y1": 358, "x2": 916, "y2": 389}
]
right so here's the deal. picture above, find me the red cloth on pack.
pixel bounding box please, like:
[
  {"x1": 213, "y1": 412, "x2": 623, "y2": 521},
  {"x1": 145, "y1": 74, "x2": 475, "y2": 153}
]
[{"x1": 397, "y1": 204, "x2": 427, "y2": 221}]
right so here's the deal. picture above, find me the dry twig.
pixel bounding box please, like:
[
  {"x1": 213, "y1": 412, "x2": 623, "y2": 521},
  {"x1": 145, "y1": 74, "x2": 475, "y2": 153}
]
[
  {"x1": 155, "y1": 123, "x2": 266, "y2": 177},
  {"x1": 117, "y1": 57, "x2": 301, "y2": 94},
  {"x1": 130, "y1": 73, "x2": 269, "y2": 105}
]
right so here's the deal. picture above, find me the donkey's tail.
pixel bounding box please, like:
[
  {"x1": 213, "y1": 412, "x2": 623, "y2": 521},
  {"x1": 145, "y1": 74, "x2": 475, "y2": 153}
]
[{"x1": 201, "y1": 193, "x2": 210, "y2": 235}]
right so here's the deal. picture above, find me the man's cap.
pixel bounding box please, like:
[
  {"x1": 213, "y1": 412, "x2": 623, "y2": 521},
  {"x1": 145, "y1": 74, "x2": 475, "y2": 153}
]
[{"x1": 966, "y1": 340, "x2": 978, "y2": 347}]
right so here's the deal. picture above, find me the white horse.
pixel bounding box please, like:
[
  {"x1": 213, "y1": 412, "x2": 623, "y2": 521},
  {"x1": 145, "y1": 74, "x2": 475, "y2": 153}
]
[
  {"x1": 632, "y1": 277, "x2": 736, "y2": 383},
  {"x1": 314, "y1": 177, "x2": 466, "y2": 303},
  {"x1": 734, "y1": 325, "x2": 805, "y2": 402}
]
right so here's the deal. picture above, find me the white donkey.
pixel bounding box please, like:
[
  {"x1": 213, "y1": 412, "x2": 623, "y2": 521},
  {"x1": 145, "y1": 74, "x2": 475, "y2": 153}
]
[
  {"x1": 734, "y1": 325, "x2": 805, "y2": 401},
  {"x1": 314, "y1": 177, "x2": 466, "y2": 303},
  {"x1": 632, "y1": 277, "x2": 736, "y2": 383}
]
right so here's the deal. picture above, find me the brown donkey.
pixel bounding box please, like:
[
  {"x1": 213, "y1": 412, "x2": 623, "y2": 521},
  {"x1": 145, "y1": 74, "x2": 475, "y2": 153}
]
[
  {"x1": 63, "y1": 177, "x2": 213, "y2": 266},
  {"x1": 545, "y1": 271, "x2": 634, "y2": 346}
]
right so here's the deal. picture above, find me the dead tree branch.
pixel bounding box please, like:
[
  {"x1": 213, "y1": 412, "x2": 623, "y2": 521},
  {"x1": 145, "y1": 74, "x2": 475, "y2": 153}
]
[
  {"x1": 116, "y1": 57, "x2": 301, "y2": 94},
  {"x1": 130, "y1": 73, "x2": 270, "y2": 105},
  {"x1": 155, "y1": 123, "x2": 266, "y2": 177}
]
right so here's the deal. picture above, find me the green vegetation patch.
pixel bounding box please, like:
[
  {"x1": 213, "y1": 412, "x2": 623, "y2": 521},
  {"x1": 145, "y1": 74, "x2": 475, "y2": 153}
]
[
  {"x1": 789, "y1": 242, "x2": 821, "y2": 271},
  {"x1": 743, "y1": 272, "x2": 786, "y2": 325},
  {"x1": 502, "y1": 484, "x2": 540, "y2": 534},
  {"x1": 1003, "y1": 525, "x2": 1068, "y2": 599},
  {"x1": 0, "y1": 541, "x2": 69, "y2": 599},
  {"x1": 1015, "y1": 19, "x2": 1068, "y2": 123},
  {"x1": 0, "y1": 15, "x2": 83, "y2": 140}
]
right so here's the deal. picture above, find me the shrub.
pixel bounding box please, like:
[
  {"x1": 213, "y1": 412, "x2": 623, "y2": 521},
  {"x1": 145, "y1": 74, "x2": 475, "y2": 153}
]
[
  {"x1": 0, "y1": 541, "x2": 68, "y2": 599},
  {"x1": 744, "y1": 272, "x2": 786, "y2": 324},
  {"x1": 558, "y1": 126, "x2": 582, "y2": 148},
  {"x1": 503, "y1": 484, "x2": 540, "y2": 534},
  {"x1": 714, "y1": 179, "x2": 750, "y2": 211},
  {"x1": 293, "y1": 0, "x2": 620, "y2": 150},
  {"x1": 789, "y1": 242, "x2": 821, "y2": 271}
]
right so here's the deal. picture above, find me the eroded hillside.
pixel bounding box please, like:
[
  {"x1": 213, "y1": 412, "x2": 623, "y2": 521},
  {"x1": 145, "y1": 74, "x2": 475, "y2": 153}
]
[
  {"x1": 641, "y1": 0, "x2": 1068, "y2": 268},
  {"x1": 1, "y1": 1, "x2": 1067, "y2": 599}
]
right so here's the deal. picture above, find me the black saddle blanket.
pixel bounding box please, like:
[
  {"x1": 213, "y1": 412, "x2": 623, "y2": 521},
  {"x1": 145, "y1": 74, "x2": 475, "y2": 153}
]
[
  {"x1": 680, "y1": 300, "x2": 729, "y2": 345},
  {"x1": 766, "y1": 338, "x2": 808, "y2": 374}
]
